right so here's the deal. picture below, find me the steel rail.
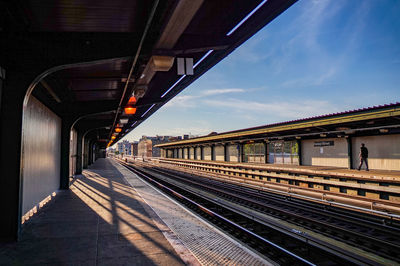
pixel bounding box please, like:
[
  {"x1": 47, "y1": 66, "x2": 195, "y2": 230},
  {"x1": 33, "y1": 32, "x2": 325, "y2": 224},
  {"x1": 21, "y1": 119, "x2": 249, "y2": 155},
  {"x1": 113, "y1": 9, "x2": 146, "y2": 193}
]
[
  {"x1": 118, "y1": 160, "x2": 316, "y2": 265},
  {"x1": 136, "y1": 161, "x2": 400, "y2": 262},
  {"x1": 158, "y1": 159, "x2": 400, "y2": 219},
  {"x1": 155, "y1": 162, "x2": 400, "y2": 230},
  {"x1": 114, "y1": 158, "x2": 380, "y2": 265}
]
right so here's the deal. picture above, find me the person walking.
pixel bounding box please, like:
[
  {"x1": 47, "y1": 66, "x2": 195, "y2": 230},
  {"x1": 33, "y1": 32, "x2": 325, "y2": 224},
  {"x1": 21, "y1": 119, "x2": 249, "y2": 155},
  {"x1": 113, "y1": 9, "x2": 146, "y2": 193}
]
[{"x1": 358, "y1": 143, "x2": 369, "y2": 171}]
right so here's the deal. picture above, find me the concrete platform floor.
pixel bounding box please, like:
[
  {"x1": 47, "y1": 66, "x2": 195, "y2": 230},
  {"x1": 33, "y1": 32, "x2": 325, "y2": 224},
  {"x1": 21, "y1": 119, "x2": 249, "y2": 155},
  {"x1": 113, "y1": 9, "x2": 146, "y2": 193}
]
[{"x1": 0, "y1": 159, "x2": 186, "y2": 265}]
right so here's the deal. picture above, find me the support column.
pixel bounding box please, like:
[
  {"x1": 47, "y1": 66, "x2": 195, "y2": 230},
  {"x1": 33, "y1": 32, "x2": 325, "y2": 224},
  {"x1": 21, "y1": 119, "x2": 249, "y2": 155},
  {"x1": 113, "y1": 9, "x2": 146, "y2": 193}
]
[
  {"x1": 238, "y1": 143, "x2": 243, "y2": 163},
  {"x1": 88, "y1": 140, "x2": 93, "y2": 165},
  {"x1": 296, "y1": 139, "x2": 302, "y2": 166},
  {"x1": 0, "y1": 71, "x2": 37, "y2": 240},
  {"x1": 264, "y1": 141, "x2": 268, "y2": 164},
  {"x1": 91, "y1": 142, "x2": 96, "y2": 163},
  {"x1": 346, "y1": 136, "x2": 353, "y2": 169},
  {"x1": 83, "y1": 138, "x2": 89, "y2": 169},
  {"x1": 200, "y1": 146, "x2": 204, "y2": 160},
  {"x1": 75, "y1": 131, "x2": 84, "y2": 175},
  {"x1": 194, "y1": 147, "x2": 197, "y2": 160},
  {"x1": 60, "y1": 118, "x2": 73, "y2": 190},
  {"x1": 211, "y1": 145, "x2": 215, "y2": 161},
  {"x1": 187, "y1": 147, "x2": 190, "y2": 159}
]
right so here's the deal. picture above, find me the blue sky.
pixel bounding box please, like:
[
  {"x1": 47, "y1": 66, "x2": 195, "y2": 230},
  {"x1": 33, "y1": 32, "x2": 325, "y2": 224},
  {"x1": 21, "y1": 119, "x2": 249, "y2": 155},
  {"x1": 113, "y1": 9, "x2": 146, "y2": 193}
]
[{"x1": 123, "y1": 0, "x2": 400, "y2": 142}]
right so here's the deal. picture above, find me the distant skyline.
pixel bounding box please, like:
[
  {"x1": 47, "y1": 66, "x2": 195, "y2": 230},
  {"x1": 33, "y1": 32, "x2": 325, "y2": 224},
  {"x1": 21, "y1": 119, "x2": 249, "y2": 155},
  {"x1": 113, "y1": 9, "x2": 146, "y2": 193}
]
[{"x1": 121, "y1": 0, "x2": 400, "y2": 142}]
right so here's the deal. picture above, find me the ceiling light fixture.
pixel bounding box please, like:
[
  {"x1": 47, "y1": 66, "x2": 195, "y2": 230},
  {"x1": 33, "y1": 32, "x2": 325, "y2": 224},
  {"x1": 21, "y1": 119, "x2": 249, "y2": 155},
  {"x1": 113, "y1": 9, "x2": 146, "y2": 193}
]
[{"x1": 124, "y1": 107, "x2": 137, "y2": 115}]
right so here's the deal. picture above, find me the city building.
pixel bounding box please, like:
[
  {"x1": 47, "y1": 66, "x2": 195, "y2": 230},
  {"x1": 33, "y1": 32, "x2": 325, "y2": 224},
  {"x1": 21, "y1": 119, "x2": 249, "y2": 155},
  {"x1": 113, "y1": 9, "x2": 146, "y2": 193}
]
[
  {"x1": 131, "y1": 141, "x2": 138, "y2": 157},
  {"x1": 117, "y1": 140, "x2": 132, "y2": 155},
  {"x1": 138, "y1": 135, "x2": 174, "y2": 158},
  {"x1": 138, "y1": 137, "x2": 152, "y2": 158}
]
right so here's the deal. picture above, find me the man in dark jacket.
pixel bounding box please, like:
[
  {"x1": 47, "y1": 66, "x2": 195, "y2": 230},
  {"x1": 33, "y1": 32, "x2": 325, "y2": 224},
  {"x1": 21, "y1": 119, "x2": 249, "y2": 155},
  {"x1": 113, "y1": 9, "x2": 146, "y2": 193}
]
[{"x1": 358, "y1": 143, "x2": 369, "y2": 171}]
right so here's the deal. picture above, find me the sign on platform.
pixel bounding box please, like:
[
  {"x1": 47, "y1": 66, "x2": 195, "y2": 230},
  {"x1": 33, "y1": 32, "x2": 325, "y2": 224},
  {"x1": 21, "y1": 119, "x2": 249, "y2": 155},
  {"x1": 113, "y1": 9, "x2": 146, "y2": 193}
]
[{"x1": 314, "y1": 141, "x2": 334, "y2": 147}]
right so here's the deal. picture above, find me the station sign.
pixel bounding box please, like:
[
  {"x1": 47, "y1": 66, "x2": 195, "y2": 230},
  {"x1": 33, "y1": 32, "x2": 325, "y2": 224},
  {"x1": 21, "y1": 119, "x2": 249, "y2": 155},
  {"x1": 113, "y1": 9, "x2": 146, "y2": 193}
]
[{"x1": 314, "y1": 141, "x2": 334, "y2": 147}]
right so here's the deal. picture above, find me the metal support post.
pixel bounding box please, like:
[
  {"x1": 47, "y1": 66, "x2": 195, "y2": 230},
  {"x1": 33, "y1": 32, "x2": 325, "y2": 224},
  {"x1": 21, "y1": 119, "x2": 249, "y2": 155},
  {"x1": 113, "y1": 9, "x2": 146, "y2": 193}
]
[
  {"x1": 238, "y1": 143, "x2": 243, "y2": 163},
  {"x1": 347, "y1": 136, "x2": 353, "y2": 169},
  {"x1": 296, "y1": 139, "x2": 302, "y2": 166},
  {"x1": 75, "y1": 131, "x2": 84, "y2": 175},
  {"x1": 224, "y1": 143, "x2": 229, "y2": 162},
  {"x1": 0, "y1": 71, "x2": 36, "y2": 241},
  {"x1": 60, "y1": 118, "x2": 73, "y2": 190},
  {"x1": 83, "y1": 139, "x2": 89, "y2": 169},
  {"x1": 264, "y1": 141, "x2": 268, "y2": 164}
]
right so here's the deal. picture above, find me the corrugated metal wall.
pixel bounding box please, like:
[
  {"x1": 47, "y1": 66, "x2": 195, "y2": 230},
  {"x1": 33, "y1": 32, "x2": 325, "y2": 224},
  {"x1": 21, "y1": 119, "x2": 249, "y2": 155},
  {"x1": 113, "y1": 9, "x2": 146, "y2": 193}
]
[
  {"x1": 196, "y1": 147, "x2": 201, "y2": 160},
  {"x1": 228, "y1": 144, "x2": 239, "y2": 162},
  {"x1": 21, "y1": 96, "x2": 61, "y2": 216},
  {"x1": 352, "y1": 134, "x2": 400, "y2": 170},
  {"x1": 215, "y1": 145, "x2": 224, "y2": 161},
  {"x1": 204, "y1": 146, "x2": 211, "y2": 160},
  {"x1": 302, "y1": 138, "x2": 348, "y2": 168},
  {"x1": 189, "y1": 147, "x2": 194, "y2": 159}
]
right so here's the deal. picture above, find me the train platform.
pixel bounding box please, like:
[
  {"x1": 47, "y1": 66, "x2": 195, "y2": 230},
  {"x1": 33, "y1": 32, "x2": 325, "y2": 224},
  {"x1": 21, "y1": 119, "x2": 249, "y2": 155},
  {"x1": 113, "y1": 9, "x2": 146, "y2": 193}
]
[{"x1": 0, "y1": 158, "x2": 268, "y2": 265}]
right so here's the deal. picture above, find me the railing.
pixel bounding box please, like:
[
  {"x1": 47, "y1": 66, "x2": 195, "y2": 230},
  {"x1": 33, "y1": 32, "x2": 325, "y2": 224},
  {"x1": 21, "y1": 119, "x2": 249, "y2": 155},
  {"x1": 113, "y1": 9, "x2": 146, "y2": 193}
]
[{"x1": 156, "y1": 158, "x2": 400, "y2": 217}]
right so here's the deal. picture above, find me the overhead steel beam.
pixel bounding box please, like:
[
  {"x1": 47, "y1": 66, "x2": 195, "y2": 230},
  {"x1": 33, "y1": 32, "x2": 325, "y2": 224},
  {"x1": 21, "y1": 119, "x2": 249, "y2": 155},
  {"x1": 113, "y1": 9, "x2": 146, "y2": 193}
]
[
  {"x1": 110, "y1": 0, "x2": 205, "y2": 144},
  {"x1": 108, "y1": 0, "x2": 160, "y2": 142},
  {"x1": 155, "y1": 0, "x2": 204, "y2": 49},
  {"x1": 135, "y1": 0, "x2": 205, "y2": 87}
]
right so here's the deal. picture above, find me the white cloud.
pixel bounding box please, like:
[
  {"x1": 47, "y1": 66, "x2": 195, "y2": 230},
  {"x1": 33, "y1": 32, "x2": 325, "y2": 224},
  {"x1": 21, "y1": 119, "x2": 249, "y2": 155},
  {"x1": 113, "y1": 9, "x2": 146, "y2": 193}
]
[
  {"x1": 203, "y1": 98, "x2": 339, "y2": 120},
  {"x1": 161, "y1": 125, "x2": 213, "y2": 136},
  {"x1": 201, "y1": 88, "x2": 245, "y2": 96},
  {"x1": 281, "y1": 66, "x2": 337, "y2": 88},
  {"x1": 164, "y1": 88, "x2": 246, "y2": 108},
  {"x1": 164, "y1": 95, "x2": 199, "y2": 108}
]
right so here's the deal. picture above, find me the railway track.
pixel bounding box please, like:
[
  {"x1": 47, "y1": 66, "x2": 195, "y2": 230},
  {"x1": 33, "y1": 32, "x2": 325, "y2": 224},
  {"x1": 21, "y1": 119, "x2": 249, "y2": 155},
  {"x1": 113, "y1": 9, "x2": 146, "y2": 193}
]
[
  {"x1": 143, "y1": 161, "x2": 400, "y2": 262},
  {"x1": 117, "y1": 159, "x2": 389, "y2": 265}
]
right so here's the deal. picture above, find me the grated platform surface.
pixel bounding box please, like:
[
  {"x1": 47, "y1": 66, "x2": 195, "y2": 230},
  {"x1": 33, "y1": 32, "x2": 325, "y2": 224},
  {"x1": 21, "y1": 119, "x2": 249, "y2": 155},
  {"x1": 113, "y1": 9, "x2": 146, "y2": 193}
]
[{"x1": 111, "y1": 159, "x2": 270, "y2": 266}]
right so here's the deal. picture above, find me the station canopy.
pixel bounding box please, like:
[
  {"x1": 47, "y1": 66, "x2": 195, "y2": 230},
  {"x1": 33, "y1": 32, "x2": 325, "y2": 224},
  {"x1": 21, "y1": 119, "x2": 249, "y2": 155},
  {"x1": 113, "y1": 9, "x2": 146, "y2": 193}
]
[{"x1": 1, "y1": 0, "x2": 297, "y2": 147}]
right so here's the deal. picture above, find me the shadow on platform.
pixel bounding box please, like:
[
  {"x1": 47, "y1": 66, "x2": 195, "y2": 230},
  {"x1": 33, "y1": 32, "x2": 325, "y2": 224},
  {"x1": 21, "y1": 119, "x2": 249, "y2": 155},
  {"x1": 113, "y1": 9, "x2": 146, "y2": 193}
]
[{"x1": 0, "y1": 158, "x2": 184, "y2": 265}]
